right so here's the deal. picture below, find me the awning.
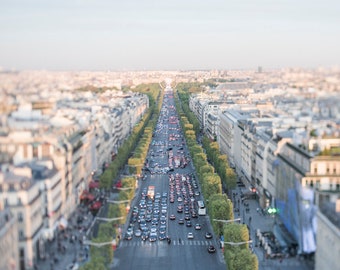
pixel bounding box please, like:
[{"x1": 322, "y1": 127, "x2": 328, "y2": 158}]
[
  {"x1": 80, "y1": 190, "x2": 90, "y2": 200},
  {"x1": 89, "y1": 181, "x2": 100, "y2": 189},
  {"x1": 90, "y1": 201, "x2": 102, "y2": 210}
]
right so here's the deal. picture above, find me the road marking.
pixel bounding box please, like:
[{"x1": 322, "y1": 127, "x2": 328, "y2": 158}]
[{"x1": 121, "y1": 239, "x2": 217, "y2": 247}]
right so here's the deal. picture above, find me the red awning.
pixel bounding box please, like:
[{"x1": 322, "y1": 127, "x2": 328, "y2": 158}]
[
  {"x1": 80, "y1": 191, "x2": 96, "y2": 201},
  {"x1": 89, "y1": 181, "x2": 100, "y2": 189},
  {"x1": 80, "y1": 190, "x2": 90, "y2": 200},
  {"x1": 90, "y1": 201, "x2": 102, "y2": 210},
  {"x1": 87, "y1": 194, "x2": 95, "y2": 201}
]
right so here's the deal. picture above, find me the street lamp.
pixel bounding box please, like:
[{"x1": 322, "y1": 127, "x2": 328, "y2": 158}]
[
  {"x1": 86, "y1": 216, "x2": 124, "y2": 236},
  {"x1": 212, "y1": 218, "x2": 241, "y2": 224},
  {"x1": 224, "y1": 240, "x2": 253, "y2": 246},
  {"x1": 113, "y1": 186, "x2": 135, "y2": 191},
  {"x1": 83, "y1": 239, "x2": 116, "y2": 248},
  {"x1": 106, "y1": 199, "x2": 130, "y2": 204}
]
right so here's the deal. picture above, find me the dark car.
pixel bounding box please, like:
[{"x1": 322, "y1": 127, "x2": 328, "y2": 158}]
[
  {"x1": 186, "y1": 220, "x2": 192, "y2": 227},
  {"x1": 141, "y1": 231, "x2": 149, "y2": 241},
  {"x1": 205, "y1": 232, "x2": 213, "y2": 239},
  {"x1": 207, "y1": 245, "x2": 216, "y2": 253},
  {"x1": 124, "y1": 233, "x2": 132, "y2": 240},
  {"x1": 178, "y1": 218, "x2": 184, "y2": 225}
]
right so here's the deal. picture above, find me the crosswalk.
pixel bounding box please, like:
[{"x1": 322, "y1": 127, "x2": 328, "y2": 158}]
[{"x1": 119, "y1": 240, "x2": 214, "y2": 247}]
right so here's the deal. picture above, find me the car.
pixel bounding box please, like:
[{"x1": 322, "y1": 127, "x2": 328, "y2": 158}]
[
  {"x1": 186, "y1": 221, "x2": 192, "y2": 227},
  {"x1": 187, "y1": 232, "x2": 194, "y2": 239},
  {"x1": 191, "y1": 211, "x2": 198, "y2": 218},
  {"x1": 169, "y1": 214, "x2": 176, "y2": 220},
  {"x1": 205, "y1": 232, "x2": 213, "y2": 239},
  {"x1": 207, "y1": 245, "x2": 216, "y2": 253},
  {"x1": 150, "y1": 225, "x2": 157, "y2": 233},
  {"x1": 134, "y1": 229, "x2": 142, "y2": 237},
  {"x1": 124, "y1": 233, "x2": 132, "y2": 240},
  {"x1": 194, "y1": 224, "x2": 201, "y2": 230},
  {"x1": 149, "y1": 232, "x2": 157, "y2": 242},
  {"x1": 141, "y1": 231, "x2": 149, "y2": 241},
  {"x1": 159, "y1": 232, "x2": 167, "y2": 240},
  {"x1": 178, "y1": 218, "x2": 184, "y2": 225},
  {"x1": 159, "y1": 225, "x2": 167, "y2": 234}
]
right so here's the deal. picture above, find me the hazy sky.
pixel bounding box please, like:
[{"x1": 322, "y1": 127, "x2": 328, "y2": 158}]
[{"x1": 1, "y1": 0, "x2": 339, "y2": 71}]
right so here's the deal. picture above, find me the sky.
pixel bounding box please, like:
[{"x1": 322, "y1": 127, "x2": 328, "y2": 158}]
[{"x1": 1, "y1": 0, "x2": 340, "y2": 71}]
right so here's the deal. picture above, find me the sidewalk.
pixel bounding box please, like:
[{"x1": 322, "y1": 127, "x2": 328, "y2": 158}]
[
  {"x1": 36, "y1": 205, "x2": 93, "y2": 270},
  {"x1": 232, "y1": 185, "x2": 313, "y2": 270}
]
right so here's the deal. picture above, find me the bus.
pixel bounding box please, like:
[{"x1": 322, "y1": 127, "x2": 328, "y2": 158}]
[{"x1": 197, "y1": 200, "x2": 206, "y2": 216}]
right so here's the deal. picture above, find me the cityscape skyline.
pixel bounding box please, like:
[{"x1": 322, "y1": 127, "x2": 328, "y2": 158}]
[{"x1": 1, "y1": 0, "x2": 340, "y2": 71}]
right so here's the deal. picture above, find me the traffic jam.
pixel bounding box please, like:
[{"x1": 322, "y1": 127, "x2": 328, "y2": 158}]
[{"x1": 123, "y1": 87, "x2": 216, "y2": 253}]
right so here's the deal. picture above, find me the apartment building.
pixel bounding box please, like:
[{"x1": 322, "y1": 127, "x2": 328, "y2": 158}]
[
  {"x1": 275, "y1": 142, "x2": 318, "y2": 255},
  {"x1": 0, "y1": 207, "x2": 19, "y2": 270},
  {"x1": 0, "y1": 89, "x2": 149, "y2": 269},
  {"x1": 0, "y1": 167, "x2": 44, "y2": 269},
  {"x1": 315, "y1": 198, "x2": 340, "y2": 270}
]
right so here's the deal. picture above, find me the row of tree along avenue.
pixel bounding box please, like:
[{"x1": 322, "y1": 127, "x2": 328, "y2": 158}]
[
  {"x1": 80, "y1": 83, "x2": 163, "y2": 270},
  {"x1": 175, "y1": 82, "x2": 258, "y2": 270}
]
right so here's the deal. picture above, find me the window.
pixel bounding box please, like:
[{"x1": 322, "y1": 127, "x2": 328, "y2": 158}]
[
  {"x1": 23, "y1": 144, "x2": 28, "y2": 158},
  {"x1": 316, "y1": 180, "x2": 320, "y2": 189},
  {"x1": 42, "y1": 143, "x2": 50, "y2": 157},
  {"x1": 314, "y1": 167, "x2": 317, "y2": 174},
  {"x1": 18, "y1": 212, "x2": 23, "y2": 222},
  {"x1": 19, "y1": 230, "x2": 24, "y2": 240},
  {"x1": 33, "y1": 145, "x2": 38, "y2": 158},
  {"x1": 310, "y1": 180, "x2": 314, "y2": 188}
]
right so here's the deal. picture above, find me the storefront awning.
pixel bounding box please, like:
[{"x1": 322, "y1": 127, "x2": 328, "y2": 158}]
[{"x1": 89, "y1": 181, "x2": 100, "y2": 189}]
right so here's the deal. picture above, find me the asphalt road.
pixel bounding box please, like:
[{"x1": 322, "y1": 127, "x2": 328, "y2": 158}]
[{"x1": 112, "y1": 89, "x2": 225, "y2": 270}]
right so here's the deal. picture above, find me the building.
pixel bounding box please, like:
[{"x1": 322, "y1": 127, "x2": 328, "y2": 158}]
[
  {"x1": 315, "y1": 198, "x2": 340, "y2": 270},
  {"x1": 0, "y1": 207, "x2": 19, "y2": 270},
  {"x1": 0, "y1": 167, "x2": 44, "y2": 269}
]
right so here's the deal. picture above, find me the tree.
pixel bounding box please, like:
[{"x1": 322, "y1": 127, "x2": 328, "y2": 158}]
[
  {"x1": 208, "y1": 193, "x2": 234, "y2": 235},
  {"x1": 223, "y1": 223, "x2": 250, "y2": 250},
  {"x1": 201, "y1": 173, "x2": 222, "y2": 199},
  {"x1": 199, "y1": 164, "x2": 214, "y2": 178},
  {"x1": 90, "y1": 235, "x2": 113, "y2": 266},
  {"x1": 99, "y1": 169, "x2": 112, "y2": 191},
  {"x1": 226, "y1": 168, "x2": 237, "y2": 193},
  {"x1": 80, "y1": 256, "x2": 106, "y2": 270},
  {"x1": 225, "y1": 249, "x2": 258, "y2": 270}
]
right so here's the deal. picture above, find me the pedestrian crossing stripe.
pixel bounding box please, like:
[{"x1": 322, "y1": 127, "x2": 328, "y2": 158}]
[{"x1": 119, "y1": 240, "x2": 213, "y2": 247}]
